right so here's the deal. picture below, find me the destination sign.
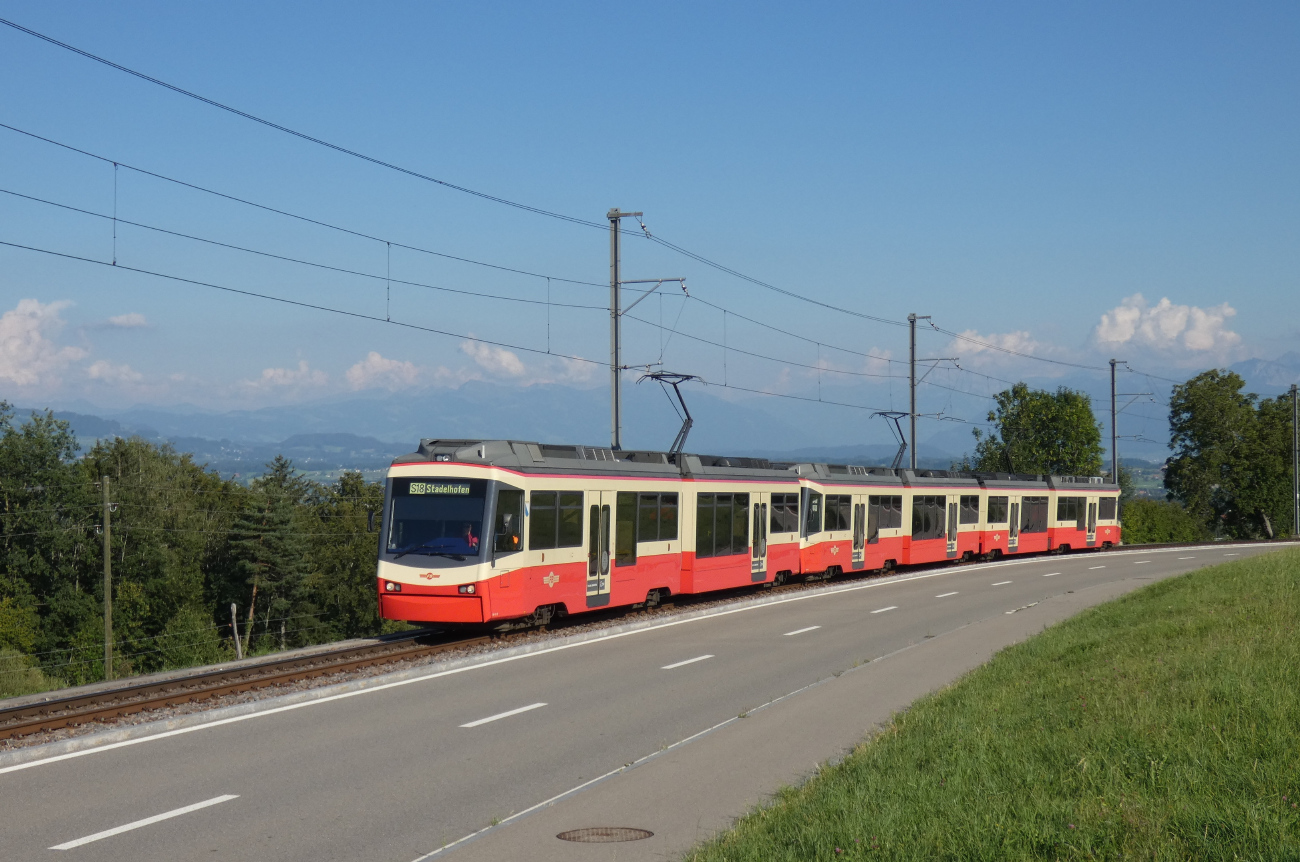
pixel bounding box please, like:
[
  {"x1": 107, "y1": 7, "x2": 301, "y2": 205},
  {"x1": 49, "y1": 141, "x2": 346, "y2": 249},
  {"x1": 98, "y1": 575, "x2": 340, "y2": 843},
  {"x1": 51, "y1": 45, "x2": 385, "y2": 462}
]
[{"x1": 409, "y1": 482, "x2": 472, "y2": 496}]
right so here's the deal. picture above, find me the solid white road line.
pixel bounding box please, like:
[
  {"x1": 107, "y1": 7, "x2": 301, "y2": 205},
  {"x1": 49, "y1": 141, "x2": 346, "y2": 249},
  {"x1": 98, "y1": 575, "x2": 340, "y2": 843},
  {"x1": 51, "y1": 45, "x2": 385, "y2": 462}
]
[
  {"x1": 1134, "y1": 560, "x2": 1151, "y2": 565},
  {"x1": 49, "y1": 795, "x2": 238, "y2": 850},
  {"x1": 1089, "y1": 565, "x2": 1106, "y2": 570},
  {"x1": 871, "y1": 606, "x2": 898, "y2": 614},
  {"x1": 934, "y1": 592, "x2": 958, "y2": 598},
  {"x1": 459, "y1": 703, "x2": 547, "y2": 728},
  {"x1": 783, "y1": 626, "x2": 821, "y2": 636},
  {"x1": 991, "y1": 581, "x2": 1012, "y2": 586},
  {"x1": 1043, "y1": 572, "x2": 1060, "y2": 577},
  {"x1": 661, "y1": 655, "x2": 714, "y2": 670}
]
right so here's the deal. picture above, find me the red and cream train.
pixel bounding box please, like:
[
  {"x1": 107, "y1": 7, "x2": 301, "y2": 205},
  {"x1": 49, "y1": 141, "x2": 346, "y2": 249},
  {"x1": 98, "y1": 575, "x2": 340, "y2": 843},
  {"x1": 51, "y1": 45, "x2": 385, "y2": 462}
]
[{"x1": 376, "y1": 439, "x2": 1121, "y2": 627}]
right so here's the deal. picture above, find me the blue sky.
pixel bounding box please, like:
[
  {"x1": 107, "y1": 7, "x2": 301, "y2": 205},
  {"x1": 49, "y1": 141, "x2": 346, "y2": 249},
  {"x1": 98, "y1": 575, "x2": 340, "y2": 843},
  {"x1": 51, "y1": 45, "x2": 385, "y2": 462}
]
[{"x1": 1, "y1": 2, "x2": 1297, "y2": 453}]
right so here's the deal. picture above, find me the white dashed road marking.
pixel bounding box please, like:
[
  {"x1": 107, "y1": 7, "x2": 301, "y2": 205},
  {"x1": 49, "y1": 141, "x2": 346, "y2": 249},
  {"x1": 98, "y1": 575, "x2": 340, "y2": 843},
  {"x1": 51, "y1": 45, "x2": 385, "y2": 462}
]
[
  {"x1": 1134, "y1": 560, "x2": 1151, "y2": 565},
  {"x1": 935, "y1": 592, "x2": 958, "y2": 598},
  {"x1": 783, "y1": 626, "x2": 821, "y2": 637},
  {"x1": 661, "y1": 655, "x2": 714, "y2": 670},
  {"x1": 871, "y1": 606, "x2": 898, "y2": 614},
  {"x1": 1043, "y1": 572, "x2": 1060, "y2": 577},
  {"x1": 49, "y1": 795, "x2": 239, "y2": 850},
  {"x1": 991, "y1": 581, "x2": 1011, "y2": 586},
  {"x1": 1089, "y1": 565, "x2": 1106, "y2": 570},
  {"x1": 460, "y1": 702, "x2": 547, "y2": 728}
]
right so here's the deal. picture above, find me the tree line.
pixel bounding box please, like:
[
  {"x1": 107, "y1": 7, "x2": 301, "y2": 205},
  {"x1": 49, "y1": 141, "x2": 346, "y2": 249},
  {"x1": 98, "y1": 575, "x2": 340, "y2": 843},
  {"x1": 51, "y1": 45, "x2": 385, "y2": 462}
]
[
  {"x1": 964, "y1": 371, "x2": 1297, "y2": 543},
  {"x1": 0, "y1": 403, "x2": 392, "y2": 698}
]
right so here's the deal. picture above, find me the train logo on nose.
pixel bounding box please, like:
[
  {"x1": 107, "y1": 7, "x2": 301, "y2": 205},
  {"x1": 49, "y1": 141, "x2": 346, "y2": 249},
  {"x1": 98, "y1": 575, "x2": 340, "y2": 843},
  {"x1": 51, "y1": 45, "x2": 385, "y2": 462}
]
[
  {"x1": 829, "y1": 545, "x2": 840, "y2": 556},
  {"x1": 543, "y1": 572, "x2": 559, "y2": 588}
]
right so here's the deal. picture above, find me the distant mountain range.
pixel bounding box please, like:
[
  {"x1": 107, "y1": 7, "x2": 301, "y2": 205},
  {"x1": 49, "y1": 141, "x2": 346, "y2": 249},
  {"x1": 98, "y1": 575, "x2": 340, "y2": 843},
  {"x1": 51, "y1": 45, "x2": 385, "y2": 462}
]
[
  {"x1": 17, "y1": 383, "x2": 973, "y2": 478},
  {"x1": 21, "y1": 352, "x2": 1292, "y2": 479}
]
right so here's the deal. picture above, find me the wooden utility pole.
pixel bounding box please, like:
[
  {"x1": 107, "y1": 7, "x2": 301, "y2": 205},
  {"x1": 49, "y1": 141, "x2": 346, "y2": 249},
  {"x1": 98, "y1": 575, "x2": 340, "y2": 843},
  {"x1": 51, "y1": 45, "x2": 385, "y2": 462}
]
[{"x1": 102, "y1": 475, "x2": 112, "y2": 681}]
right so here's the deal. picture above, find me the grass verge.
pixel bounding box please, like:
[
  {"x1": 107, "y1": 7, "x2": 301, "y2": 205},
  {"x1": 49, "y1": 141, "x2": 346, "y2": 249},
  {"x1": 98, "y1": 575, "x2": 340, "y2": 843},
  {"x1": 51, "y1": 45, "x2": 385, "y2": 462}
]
[{"x1": 687, "y1": 550, "x2": 1300, "y2": 861}]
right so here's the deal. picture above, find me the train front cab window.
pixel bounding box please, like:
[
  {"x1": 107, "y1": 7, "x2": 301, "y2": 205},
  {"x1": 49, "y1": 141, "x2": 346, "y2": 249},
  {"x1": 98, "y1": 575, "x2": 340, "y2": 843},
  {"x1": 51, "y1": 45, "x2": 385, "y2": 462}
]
[{"x1": 386, "y1": 477, "x2": 488, "y2": 559}]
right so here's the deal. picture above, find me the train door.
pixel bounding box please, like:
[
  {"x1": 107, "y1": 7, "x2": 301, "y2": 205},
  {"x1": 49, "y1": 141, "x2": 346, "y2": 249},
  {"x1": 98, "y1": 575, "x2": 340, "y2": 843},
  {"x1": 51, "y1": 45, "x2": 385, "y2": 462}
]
[
  {"x1": 1086, "y1": 499, "x2": 1098, "y2": 547},
  {"x1": 946, "y1": 498, "x2": 958, "y2": 558},
  {"x1": 750, "y1": 492, "x2": 769, "y2": 582},
  {"x1": 1008, "y1": 499, "x2": 1020, "y2": 553},
  {"x1": 852, "y1": 499, "x2": 866, "y2": 569},
  {"x1": 586, "y1": 491, "x2": 612, "y2": 607}
]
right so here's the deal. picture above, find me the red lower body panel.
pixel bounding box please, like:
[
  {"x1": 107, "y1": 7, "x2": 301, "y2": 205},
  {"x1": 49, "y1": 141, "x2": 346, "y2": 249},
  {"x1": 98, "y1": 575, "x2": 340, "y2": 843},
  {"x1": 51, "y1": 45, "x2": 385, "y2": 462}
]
[{"x1": 382, "y1": 593, "x2": 485, "y2": 624}]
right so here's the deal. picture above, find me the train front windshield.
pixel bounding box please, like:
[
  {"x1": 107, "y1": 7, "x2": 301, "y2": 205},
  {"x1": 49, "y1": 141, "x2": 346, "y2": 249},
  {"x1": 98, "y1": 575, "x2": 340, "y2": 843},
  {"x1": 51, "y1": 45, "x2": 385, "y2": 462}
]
[{"x1": 387, "y1": 478, "x2": 488, "y2": 558}]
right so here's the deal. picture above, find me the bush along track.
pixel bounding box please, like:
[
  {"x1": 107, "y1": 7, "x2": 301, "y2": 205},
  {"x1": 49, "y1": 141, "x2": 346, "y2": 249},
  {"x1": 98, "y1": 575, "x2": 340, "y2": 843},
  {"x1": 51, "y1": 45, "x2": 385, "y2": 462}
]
[{"x1": 687, "y1": 549, "x2": 1300, "y2": 861}]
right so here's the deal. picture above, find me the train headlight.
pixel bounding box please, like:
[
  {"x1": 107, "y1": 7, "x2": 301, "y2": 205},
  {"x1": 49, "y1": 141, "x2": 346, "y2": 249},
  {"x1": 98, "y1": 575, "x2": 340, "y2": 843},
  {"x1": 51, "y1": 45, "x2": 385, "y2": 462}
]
[
  {"x1": 385, "y1": 581, "x2": 402, "y2": 592},
  {"x1": 459, "y1": 584, "x2": 476, "y2": 594}
]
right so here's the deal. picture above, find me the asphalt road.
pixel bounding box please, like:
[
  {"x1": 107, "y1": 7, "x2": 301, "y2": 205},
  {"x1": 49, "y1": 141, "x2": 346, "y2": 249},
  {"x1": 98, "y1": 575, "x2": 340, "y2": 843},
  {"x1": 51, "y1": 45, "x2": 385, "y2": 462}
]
[{"x1": 1, "y1": 544, "x2": 1288, "y2": 862}]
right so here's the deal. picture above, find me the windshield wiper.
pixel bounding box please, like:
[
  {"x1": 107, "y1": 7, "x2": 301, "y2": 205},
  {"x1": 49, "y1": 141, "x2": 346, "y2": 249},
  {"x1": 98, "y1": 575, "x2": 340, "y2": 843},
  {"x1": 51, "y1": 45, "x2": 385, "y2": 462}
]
[{"x1": 393, "y1": 540, "x2": 467, "y2": 561}]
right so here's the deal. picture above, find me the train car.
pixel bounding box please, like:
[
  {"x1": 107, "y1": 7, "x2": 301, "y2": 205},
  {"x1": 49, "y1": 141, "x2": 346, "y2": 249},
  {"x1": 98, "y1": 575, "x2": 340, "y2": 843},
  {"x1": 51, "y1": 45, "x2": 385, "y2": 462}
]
[{"x1": 376, "y1": 439, "x2": 1121, "y2": 627}]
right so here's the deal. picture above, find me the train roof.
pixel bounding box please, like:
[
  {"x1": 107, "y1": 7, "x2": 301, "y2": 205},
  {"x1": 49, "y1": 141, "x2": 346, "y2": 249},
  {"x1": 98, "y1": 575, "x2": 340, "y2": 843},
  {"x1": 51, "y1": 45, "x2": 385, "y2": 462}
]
[{"x1": 391, "y1": 439, "x2": 1119, "y2": 491}]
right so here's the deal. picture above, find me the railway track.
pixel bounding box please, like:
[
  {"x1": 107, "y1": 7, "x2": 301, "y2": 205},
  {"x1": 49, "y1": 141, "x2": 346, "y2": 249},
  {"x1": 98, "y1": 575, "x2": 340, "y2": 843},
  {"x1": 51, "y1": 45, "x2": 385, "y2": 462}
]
[
  {"x1": 4, "y1": 538, "x2": 1290, "y2": 744},
  {"x1": 0, "y1": 631, "x2": 492, "y2": 742}
]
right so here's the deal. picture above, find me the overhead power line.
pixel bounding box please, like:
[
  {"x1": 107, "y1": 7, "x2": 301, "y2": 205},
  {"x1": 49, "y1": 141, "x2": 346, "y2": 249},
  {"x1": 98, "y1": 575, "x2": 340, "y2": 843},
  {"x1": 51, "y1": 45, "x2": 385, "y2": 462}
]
[
  {"x1": 0, "y1": 187, "x2": 604, "y2": 311},
  {"x1": 0, "y1": 122, "x2": 605, "y2": 288},
  {"x1": 0, "y1": 17, "x2": 607, "y2": 230},
  {"x1": 0, "y1": 237, "x2": 912, "y2": 417},
  {"x1": 0, "y1": 122, "x2": 910, "y2": 370}
]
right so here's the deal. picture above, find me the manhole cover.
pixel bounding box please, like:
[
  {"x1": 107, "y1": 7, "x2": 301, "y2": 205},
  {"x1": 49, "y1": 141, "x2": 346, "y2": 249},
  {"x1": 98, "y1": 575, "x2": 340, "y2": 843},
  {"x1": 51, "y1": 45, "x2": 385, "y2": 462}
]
[{"x1": 556, "y1": 827, "x2": 654, "y2": 843}]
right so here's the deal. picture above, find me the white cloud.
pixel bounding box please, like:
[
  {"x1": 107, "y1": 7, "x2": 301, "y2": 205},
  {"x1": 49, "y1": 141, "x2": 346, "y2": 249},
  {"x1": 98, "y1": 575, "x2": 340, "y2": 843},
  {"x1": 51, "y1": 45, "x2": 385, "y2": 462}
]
[
  {"x1": 1094, "y1": 294, "x2": 1241, "y2": 358},
  {"x1": 346, "y1": 352, "x2": 423, "y2": 390},
  {"x1": 242, "y1": 360, "x2": 329, "y2": 390},
  {"x1": 460, "y1": 340, "x2": 526, "y2": 377},
  {"x1": 0, "y1": 299, "x2": 87, "y2": 387},
  {"x1": 86, "y1": 359, "x2": 143, "y2": 384},
  {"x1": 106, "y1": 313, "x2": 148, "y2": 329}
]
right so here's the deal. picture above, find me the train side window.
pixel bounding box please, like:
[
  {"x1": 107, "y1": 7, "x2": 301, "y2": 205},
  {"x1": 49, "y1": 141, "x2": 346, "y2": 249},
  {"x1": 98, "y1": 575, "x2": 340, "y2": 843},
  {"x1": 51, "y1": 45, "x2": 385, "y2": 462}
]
[
  {"x1": 911, "y1": 495, "x2": 945, "y2": 540},
  {"x1": 639, "y1": 493, "x2": 660, "y2": 542},
  {"x1": 1098, "y1": 497, "x2": 1117, "y2": 520},
  {"x1": 804, "y1": 491, "x2": 823, "y2": 536},
  {"x1": 825, "y1": 495, "x2": 851, "y2": 532},
  {"x1": 732, "y1": 493, "x2": 750, "y2": 554},
  {"x1": 493, "y1": 489, "x2": 524, "y2": 554},
  {"x1": 696, "y1": 493, "x2": 716, "y2": 558},
  {"x1": 714, "y1": 494, "x2": 734, "y2": 555},
  {"x1": 959, "y1": 495, "x2": 980, "y2": 525},
  {"x1": 1021, "y1": 496, "x2": 1048, "y2": 534},
  {"x1": 770, "y1": 493, "x2": 799, "y2": 533},
  {"x1": 615, "y1": 492, "x2": 637, "y2": 566},
  {"x1": 661, "y1": 493, "x2": 679, "y2": 541},
  {"x1": 529, "y1": 491, "x2": 558, "y2": 550},
  {"x1": 558, "y1": 492, "x2": 584, "y2": 547},
  {"x1": 987, "y1": 496, "x2": 1009, "y2": 524}
]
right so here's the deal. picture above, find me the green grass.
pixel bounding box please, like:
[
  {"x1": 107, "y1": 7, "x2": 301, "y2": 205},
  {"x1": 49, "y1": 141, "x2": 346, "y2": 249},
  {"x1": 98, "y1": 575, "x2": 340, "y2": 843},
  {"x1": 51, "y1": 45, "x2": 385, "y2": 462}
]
[{"x1": 687, "y1": 550, "x2": 1300, "y2": 861}]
